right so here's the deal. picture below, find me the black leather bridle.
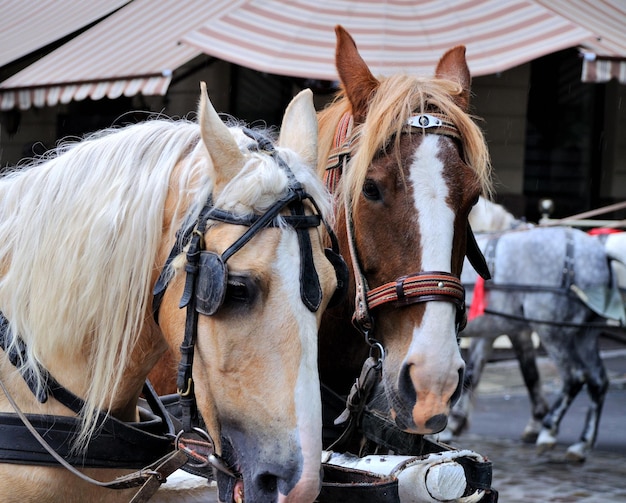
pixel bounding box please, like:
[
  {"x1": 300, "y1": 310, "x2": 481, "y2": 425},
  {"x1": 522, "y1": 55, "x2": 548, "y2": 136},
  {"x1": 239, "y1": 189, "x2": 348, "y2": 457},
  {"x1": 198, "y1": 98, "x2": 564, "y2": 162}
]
[{"x1": 151, "y1": 129, "x2": 347, "y2": 479}]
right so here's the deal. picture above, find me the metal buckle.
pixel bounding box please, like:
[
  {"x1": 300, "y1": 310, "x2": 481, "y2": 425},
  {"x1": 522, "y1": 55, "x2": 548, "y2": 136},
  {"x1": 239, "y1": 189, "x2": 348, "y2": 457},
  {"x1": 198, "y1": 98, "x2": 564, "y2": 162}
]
[{"x1": 407, "y1": 114, "x2": 443, "y2": 129}]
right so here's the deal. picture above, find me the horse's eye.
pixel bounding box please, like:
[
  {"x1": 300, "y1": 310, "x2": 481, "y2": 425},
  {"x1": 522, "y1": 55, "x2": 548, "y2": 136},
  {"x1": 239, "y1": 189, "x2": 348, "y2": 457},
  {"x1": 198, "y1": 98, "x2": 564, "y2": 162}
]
[
  {"x1": 225, "y1": 278, "x2": 252, "y2": 304},
  {"x1": 363, "y1": 179, "x2": 381, "y2": 201}
]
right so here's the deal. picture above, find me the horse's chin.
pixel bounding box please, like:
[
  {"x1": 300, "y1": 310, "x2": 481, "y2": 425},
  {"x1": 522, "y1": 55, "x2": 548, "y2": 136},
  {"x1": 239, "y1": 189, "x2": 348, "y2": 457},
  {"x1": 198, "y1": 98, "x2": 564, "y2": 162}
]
[
  {"x1": 216, "y1": 476, "x2": 245, "y2": 503},
  {"x1": 384, "y1": 380, "x2": 450, "y2": 435}
]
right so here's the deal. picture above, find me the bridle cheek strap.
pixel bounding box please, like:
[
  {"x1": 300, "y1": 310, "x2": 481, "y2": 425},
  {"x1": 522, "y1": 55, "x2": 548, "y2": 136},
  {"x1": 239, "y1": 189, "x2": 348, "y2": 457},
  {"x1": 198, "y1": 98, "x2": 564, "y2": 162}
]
[{"x1": 355, "y1": 271, "x2": 467, "y2": 331}]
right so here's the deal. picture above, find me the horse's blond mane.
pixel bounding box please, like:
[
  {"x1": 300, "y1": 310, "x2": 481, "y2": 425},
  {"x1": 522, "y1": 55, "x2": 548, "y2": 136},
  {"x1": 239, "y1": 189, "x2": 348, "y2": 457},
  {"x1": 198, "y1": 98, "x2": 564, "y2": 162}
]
[
  {"x1": 0, "y1": 118, "x2": 328, "y2": 451},
  {"x1": 318, "y1": 74, "x2": 493, "y2": 208},
  {"x1": 0, "y1": 119, "x2": 207, "y2": 448}
]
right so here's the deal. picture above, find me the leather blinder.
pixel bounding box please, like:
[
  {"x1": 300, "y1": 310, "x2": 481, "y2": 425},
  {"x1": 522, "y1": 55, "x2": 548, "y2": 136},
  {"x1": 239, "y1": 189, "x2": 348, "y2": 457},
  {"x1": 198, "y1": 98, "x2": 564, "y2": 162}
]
[
  {"x1": 466, "y1": 224, "x2": 491, "y2": 280},
  {"x1": 195, "y1": 252, "x2": 228, "y2": 316}
]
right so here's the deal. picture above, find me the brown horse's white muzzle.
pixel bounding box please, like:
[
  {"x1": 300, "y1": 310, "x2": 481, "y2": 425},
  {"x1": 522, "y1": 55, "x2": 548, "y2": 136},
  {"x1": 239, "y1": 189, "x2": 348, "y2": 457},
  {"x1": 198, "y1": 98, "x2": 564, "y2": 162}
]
[
  {"x1": 392, "y1": 360, "x2": 464, "y2": 434},
  {"x1": 391, "y1": 312, "x2": 466, "y2": 434}
]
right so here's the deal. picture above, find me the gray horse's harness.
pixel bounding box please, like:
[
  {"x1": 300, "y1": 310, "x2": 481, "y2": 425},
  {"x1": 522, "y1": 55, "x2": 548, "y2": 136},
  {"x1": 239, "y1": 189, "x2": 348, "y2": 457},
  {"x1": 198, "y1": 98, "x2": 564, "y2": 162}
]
[{"x1": 472, "y1": 228, "x2": 623, "y2": 328}]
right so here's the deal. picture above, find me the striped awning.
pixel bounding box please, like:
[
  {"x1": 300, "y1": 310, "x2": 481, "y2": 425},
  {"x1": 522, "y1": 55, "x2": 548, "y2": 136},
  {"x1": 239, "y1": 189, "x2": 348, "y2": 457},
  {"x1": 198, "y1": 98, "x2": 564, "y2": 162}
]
[
  {"x1": 0, "y1": 0, "x2": 130, "y2": 68},
  {"x1": 535, "y1": 0, "x2": 626, "y2": 84},
  {"x1": 181, "y1": 0, "x2": 609, "y2": 81},
  {"x1": 0, "y1": 0, "x2": 232, "y2": 111},
  {"x1": 3, "y1": 0, "x2": 625, "y2": 111},
  {"x1": 1, "y1": 76, "x2": 174, "y2": 111},
  {"x1": 536, "y1": 0, "x2": 626, "y2": 57},
  {"x1": 581, "y1": 56, "x2": 626, "y2": 84}
]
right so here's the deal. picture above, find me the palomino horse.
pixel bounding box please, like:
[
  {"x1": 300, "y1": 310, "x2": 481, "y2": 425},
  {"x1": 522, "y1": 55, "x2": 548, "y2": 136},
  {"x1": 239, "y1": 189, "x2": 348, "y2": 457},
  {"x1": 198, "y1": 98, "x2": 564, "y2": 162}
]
[
  {"x1": 445, "y1": 197, "x2": 624, "y2": 461},
  {"x1": 0, "y1": 84, "x2": 339, "y2": 502},
  {"x1": 315, "y1": 26, "x2": 493, "y2": 447},
  {"x1": 149, "y1": 27, "x2": 492, "y2": 443}
]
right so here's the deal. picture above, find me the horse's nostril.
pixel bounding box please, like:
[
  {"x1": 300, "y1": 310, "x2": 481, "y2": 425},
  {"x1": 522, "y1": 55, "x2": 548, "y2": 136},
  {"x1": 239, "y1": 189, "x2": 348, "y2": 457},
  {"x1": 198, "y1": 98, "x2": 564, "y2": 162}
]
[
  {"x1": 398, "y1": 363, "x2": 417, "y2": 406},
  {"x1": 450, "y1": 367, "x2": 464, "y2": 406},
  {"x1": 257, "y1": 473, "x2": 278, "y2": 495}
]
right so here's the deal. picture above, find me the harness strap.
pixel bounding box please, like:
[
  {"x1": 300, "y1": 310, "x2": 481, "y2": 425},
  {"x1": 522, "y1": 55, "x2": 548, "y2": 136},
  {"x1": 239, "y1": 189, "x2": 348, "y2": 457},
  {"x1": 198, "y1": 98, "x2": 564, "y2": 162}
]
[
  {"x1": 0, "y1": 313, "x2": 182, "y2": 494},
  {"x1": 176, "y1": 227, "x2": 203, "y2": 432},
  {"x1": 329, "y1": 356, "x2": 382, "y2": 451},
  {"x1": 467, "y1": 223, "x2": 492, "y2": 280},
  {"x1": 0, "y1": 382, "x2": 175, "y2": 467},
  {"x1": 0, "y1": 312, "x2": 52, "y2": 403},
  {"x1": 325, "y1": 112, "x2": 356, "y2": 193},
  {"x1": 0, "y1": 376, "x2": 185, "y2": 491},
  {"x1": 344, "y1": 191, "x2": 375, "y2": 333}
]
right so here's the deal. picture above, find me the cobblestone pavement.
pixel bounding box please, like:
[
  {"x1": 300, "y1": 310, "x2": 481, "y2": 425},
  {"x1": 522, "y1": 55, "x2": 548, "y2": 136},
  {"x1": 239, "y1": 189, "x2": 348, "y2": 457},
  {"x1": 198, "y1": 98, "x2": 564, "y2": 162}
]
[
  {"x1": 446, "y1": 347, "x2": 626, "y2": 502},
  {"x1": 454, "y1": 433, "x2": 626, "y2": 503}
]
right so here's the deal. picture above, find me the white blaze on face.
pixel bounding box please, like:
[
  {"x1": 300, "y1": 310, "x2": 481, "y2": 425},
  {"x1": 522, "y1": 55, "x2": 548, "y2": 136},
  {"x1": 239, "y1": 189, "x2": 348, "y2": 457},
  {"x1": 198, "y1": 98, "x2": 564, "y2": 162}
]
[
  {"x1": 409, "y1": 135, "x2": 455, "y2": 272},
  {"x1": 274, "y1": 231, "x2": 323, "y2": 502},
  {"x1": 407, "y1": 135, "x2": 460, "y2": 361}
]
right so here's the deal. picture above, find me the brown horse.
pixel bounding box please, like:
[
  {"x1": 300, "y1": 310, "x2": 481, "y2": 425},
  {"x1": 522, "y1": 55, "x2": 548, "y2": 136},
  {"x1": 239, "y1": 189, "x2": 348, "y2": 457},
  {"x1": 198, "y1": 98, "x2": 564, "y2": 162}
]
[
  {"x1": 0, "y1": 84, "x2": 337, "y2": 502},
  {"x1": 316, "y1": 26, "x2": 492, "y2": 440}
]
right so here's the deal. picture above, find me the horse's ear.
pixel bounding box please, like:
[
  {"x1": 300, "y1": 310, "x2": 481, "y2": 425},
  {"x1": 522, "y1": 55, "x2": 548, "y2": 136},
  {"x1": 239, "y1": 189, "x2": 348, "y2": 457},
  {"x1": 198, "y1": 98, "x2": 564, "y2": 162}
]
[
  {"x1": 278, "y1": 89, "x2": 318, "y2": 169},
  {"x1": 335, "y1": 25, "x2": 379, "y2": 123},
  {"x1": 435, "y1": 46, "x2": 471, "y2": 111},
  {"x1": 198, "y1": 81, "x2": 244, "y2": 184}
]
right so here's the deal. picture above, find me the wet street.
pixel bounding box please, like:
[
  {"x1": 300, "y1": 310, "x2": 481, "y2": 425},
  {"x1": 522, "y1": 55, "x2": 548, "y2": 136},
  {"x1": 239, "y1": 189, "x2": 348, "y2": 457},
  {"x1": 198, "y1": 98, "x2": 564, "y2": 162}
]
[
  {"x1": 446, "y1": 345, "x2": 626, "y2": 502},
  {"x1": 453, "y1": 433, "x2": 626, "y2": 502}
]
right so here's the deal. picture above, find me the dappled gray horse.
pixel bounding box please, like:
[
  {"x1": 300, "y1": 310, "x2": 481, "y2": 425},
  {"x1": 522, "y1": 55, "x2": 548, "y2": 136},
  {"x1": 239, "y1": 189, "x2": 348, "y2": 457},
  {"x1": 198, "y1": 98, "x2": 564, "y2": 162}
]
[{"x1": 447, "y1": 225, "x2": 621, "y2": 461}]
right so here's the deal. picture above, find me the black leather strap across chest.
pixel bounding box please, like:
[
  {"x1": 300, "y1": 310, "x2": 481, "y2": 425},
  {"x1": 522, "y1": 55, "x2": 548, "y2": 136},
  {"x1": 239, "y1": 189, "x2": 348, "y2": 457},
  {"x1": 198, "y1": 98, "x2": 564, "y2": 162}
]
[{"x1": 0, "y1": 312, "x2": 175, "y2": 468}]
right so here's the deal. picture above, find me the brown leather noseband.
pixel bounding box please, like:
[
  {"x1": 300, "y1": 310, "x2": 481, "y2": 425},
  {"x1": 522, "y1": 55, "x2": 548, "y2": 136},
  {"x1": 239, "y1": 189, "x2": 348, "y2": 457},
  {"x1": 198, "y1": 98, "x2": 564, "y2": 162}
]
[{"x1": 366, "y1": 271, "x2": 466, "y2": 328}]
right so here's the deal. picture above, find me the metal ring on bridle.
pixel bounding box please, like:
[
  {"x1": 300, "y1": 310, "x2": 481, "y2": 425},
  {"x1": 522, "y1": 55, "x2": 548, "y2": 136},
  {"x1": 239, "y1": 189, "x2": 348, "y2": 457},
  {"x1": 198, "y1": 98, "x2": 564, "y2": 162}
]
[
  {"x1": 175, "y1": 428, "x2": 216, "y2": 470},
  {"x1": 368, "y1": 341, "x2": 385, "y2": 365}
]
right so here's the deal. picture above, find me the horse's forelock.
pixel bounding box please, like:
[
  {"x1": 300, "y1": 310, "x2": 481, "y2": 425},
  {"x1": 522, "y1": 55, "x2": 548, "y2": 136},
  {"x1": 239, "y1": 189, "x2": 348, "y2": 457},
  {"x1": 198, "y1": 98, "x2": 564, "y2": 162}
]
[
  {"x1": 215, "y1": 127, "x2": 332, "y2": 223},
  {"x1": 320, "y1": 74, "x2": 492, "y2": 213}
]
